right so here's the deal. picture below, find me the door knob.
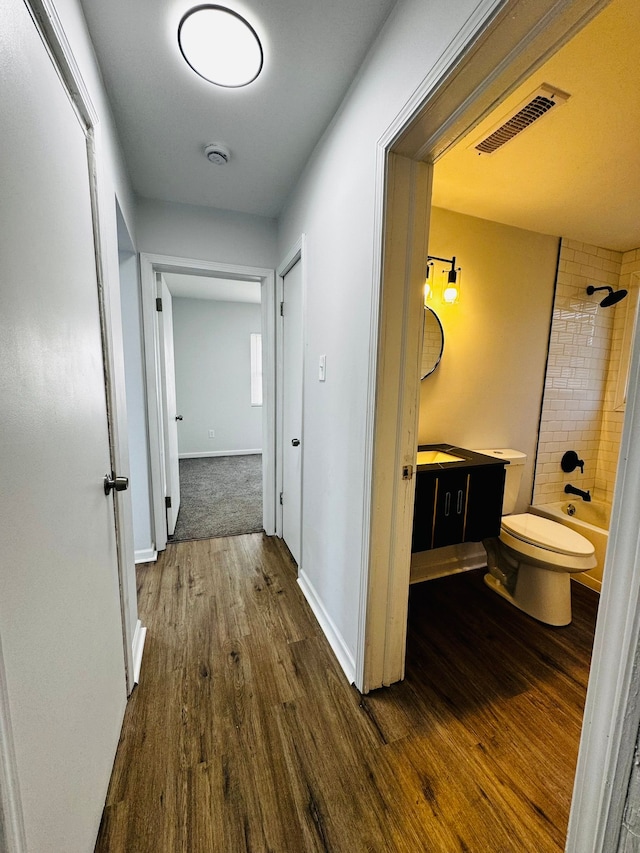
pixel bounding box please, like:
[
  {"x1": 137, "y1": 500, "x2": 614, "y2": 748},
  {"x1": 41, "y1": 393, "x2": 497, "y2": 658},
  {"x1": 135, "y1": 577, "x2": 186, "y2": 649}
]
[
  {"x1": 104, "y1": 473, "x2": 129, "y2": 496},
  {"x1": 291, "y1": 438, "x2": 301, "y2": 446},
  {"x1": 175, "y1": 415, "x2": 183, "y2": 421}
]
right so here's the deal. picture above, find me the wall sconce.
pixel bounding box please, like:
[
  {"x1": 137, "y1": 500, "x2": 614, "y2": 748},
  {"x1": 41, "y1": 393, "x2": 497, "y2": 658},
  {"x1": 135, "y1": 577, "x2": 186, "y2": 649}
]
[
  {"x1": 423, "y1": 261, "x2": 434, "y2": 304},
  {"x1": 425, "y1": 255, "x2": 461, "y2": 304}
]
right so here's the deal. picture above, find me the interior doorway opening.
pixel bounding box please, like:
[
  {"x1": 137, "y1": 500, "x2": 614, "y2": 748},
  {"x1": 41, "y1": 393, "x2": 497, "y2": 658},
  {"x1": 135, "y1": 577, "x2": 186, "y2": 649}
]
[
  {"x1": 161, "y1": 271, "x2": 265, "y2": 542},
  {"x1": 367, "y1": 0, "x2": 640, "y2": 848},
  {"x1": 139, "y1": 253, "x2": 276, "y2": 554}
]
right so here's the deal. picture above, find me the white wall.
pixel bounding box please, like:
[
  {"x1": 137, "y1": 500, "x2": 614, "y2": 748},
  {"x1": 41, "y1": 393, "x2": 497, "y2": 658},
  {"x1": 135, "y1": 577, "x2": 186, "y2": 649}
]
[
  {"x1": 277, "y1": 0, "x2": 502, "y2": 663},
  {"x1": 119, "y1": 248, "x2": 154, "y2": 557},
  {"x1": 420, "y1": 207, "x2": 558, "y2": 512},
  {"x1": 136, "y1": 198, "x2": 278, "y2": 268},
  {"x1": 173, "y1": 298, "x2": 263, "y2": 455}
]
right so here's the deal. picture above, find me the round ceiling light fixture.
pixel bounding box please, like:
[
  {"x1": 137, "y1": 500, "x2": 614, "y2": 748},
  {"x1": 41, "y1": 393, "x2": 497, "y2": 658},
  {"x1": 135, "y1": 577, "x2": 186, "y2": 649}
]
[{"x1": 178, "y1": 5, "x2": 263, "y2": 88}]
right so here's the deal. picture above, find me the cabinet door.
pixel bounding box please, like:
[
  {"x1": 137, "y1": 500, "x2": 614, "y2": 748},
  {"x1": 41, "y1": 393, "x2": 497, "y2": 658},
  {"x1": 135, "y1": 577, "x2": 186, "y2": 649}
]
[
  {"x1": 433, "y1": 470, "x2": 469, "y2": 549},
  {"x1": 412, "y1": 472, "x2": 437, "y2": 552},
  {"x1": 465, "y1": 465, "x2": 506, "y2": 541}
]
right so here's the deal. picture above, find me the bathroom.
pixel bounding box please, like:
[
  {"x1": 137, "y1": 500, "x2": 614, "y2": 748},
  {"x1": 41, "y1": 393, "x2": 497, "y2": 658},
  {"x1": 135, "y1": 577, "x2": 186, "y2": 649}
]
[
  {"x1": 411, "y1": 0, "x2": 640, "y2": 612},
  {"x1": 397, "y1": 9, "x2": 640, "y2": 837},
  {"x1": 414, "y1": 211, "x2": 638, "y2": 599}
]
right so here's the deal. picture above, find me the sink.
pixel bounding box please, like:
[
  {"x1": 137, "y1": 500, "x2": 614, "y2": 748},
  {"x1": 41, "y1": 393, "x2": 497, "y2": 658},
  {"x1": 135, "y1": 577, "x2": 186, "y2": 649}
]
[{"x1": 416, "y1": 449, "x2": 465, "y2": 465}]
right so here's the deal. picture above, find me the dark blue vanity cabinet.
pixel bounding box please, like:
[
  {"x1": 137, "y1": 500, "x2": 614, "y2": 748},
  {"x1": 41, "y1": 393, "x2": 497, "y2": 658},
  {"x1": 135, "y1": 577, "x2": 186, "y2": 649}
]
[{"x1": 411, "y1": 446, "x2": 507, "y2": 553}]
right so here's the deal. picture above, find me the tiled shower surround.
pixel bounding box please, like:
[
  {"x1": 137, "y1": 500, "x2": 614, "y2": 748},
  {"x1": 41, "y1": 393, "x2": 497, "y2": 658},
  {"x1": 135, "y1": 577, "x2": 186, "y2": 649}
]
[{"x1": 533, "y1": 239, "x2": 639, "y2": 507}]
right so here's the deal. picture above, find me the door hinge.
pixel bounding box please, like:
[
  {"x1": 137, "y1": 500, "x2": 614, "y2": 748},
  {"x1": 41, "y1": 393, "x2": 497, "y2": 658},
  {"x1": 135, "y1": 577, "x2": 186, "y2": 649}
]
[
  {"x1": 165, "y1": 495, "x2": 172, "y2": 508},
  {"x1": 279, "y1": 491, "x2": 283, "y2": 505},
  {"x1": 402, "y1": 465, "x2": 414, "y2": 480},
  {"x1": 156, "y1": 297, "x2": 163, "y2": 312},
  {"x1": 280, "y1": 301, "x2": 284, "y2": 317}
]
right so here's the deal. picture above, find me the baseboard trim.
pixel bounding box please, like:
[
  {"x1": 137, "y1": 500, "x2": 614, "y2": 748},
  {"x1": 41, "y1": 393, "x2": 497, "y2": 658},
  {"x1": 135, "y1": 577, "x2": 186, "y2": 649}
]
[
  {"x1": 298, "y1": 570, "x2": 356, "y2": 684},
  {"x1": 131, "y1": 620, "x2": 147, "y2": 685},
  {"x1": 178, "y1": 449, "x2": 262, "y2": 459},
  {"x1": 134, "y1": 548, "x2": 157, "y2": 564}
]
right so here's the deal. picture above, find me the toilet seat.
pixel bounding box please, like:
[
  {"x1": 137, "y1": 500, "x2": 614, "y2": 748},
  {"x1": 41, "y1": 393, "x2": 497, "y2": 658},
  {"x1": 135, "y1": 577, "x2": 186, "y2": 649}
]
[{"x1": 501, "y1": 513, "x2": 594, "y2": 557}]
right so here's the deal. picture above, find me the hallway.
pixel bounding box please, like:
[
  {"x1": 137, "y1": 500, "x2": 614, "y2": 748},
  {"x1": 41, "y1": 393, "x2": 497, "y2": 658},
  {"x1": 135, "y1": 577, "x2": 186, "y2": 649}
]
[{"x1": 95, "y1": 535, "x2": 597, "y2": 852}]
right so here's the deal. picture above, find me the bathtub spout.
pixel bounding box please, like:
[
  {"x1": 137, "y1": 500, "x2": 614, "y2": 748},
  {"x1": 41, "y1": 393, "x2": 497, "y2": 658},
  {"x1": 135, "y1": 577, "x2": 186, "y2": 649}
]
[{"x1": 565, "y1": 484, "x2": 591, "y2": 502}]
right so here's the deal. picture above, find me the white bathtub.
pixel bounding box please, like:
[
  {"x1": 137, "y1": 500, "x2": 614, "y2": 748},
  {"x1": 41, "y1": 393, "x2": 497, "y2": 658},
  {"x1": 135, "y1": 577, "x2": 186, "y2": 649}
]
[{"x1": 529, "y1": 500, "x2": 609, "y2": 593}]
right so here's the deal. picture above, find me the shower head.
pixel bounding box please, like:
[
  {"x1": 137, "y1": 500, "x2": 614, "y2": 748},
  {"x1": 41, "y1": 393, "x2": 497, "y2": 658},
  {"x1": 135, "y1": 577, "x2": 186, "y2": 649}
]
[{"x1": 586, "y1": 285, "x2": 628, "y2": 307}]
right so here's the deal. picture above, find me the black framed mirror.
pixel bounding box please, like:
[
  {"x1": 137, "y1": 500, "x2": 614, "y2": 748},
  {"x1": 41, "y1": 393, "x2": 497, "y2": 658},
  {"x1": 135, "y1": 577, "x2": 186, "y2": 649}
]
[{"x1": 421, "y1": 307, "x2": 444, "y2": 379}]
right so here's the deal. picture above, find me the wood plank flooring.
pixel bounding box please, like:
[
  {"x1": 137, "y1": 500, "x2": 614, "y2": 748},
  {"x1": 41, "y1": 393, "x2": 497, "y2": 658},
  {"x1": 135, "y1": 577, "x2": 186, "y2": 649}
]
[{"x1": 95, "y1": 534, "x2": 598, "y2": 853}]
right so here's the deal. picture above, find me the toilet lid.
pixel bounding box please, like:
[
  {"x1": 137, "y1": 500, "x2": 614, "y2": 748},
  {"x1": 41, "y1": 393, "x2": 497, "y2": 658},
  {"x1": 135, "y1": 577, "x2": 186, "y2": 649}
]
[{"x1": 502, "y1": 513, "x2": 595, "y2": 557}]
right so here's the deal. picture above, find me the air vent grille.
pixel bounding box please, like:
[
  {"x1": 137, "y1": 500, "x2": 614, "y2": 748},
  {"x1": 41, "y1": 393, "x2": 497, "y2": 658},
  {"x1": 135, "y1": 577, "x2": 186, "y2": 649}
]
[{"x1": 473, "y1": 84, "x2": 570, "y2": 155}]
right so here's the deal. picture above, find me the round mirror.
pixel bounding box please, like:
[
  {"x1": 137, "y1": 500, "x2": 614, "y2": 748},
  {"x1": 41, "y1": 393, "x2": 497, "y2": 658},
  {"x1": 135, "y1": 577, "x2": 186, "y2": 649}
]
[{"x1": 421, "y1": 307, "x2": 444, "y2": 379}]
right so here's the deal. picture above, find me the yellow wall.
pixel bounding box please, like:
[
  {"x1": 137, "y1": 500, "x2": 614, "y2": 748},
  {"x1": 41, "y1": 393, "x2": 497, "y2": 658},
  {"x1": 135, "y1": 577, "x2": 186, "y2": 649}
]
[{"x1": 420, "y1": 207, "x2": 558, "y2": 511}]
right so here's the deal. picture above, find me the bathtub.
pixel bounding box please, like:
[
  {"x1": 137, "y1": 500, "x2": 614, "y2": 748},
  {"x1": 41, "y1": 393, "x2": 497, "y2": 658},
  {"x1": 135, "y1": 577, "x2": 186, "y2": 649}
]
[{"x1": 529, "y1": 500, "x2": 609, "y2": 593}]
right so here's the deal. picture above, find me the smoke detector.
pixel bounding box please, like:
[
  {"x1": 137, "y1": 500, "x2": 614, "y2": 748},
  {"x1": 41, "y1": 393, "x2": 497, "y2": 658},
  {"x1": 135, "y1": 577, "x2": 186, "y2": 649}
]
[{"x1": 204, "y1": 143, "x2": 231, "y2": 165}]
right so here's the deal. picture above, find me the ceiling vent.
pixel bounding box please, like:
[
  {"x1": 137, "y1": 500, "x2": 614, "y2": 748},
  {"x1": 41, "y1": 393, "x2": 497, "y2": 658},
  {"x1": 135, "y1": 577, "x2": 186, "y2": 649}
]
[{"x1": 472, "y1": 84, "x2": 570, "y2": 155}]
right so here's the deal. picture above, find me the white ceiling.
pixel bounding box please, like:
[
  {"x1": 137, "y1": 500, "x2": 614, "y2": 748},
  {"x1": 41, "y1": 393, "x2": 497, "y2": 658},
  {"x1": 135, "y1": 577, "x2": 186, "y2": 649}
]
[
  {"x1": 78, "y1": 0, "x2": 397, "y2": 218},
  {"x1": 163, "y1": 273, "x2": 260, "y2": 302},
  {"x1": 432, "y1": 0, "x2": 640, "y2": 252}
]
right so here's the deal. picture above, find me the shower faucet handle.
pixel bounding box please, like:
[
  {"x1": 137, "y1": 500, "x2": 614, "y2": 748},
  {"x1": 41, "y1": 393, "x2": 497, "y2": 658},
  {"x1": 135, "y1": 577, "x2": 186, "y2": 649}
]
[{"x1": 561, "y1": 450, "x2": 585, "y2": 474}]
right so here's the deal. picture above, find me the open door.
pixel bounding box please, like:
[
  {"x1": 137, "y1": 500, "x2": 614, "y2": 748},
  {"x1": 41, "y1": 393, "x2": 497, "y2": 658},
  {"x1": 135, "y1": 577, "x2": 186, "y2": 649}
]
[{"x1": 157, "y1": 274, "x2": 181, "y2": 536}]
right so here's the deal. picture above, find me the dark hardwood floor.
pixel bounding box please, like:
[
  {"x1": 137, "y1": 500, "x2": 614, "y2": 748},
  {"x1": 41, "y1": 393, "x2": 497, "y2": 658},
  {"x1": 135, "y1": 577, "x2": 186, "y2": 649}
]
[{"x1": 95, "y1": 534, "x2": 598, "y2": 852}]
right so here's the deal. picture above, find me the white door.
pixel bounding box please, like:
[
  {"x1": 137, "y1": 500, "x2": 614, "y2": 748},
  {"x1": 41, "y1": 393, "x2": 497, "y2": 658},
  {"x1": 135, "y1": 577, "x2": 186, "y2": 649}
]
[
  {"x1": 158, "y1": 275, "x2": 181, "y2": 535},
  {"x1": 282, "y1": 259, "x2": 304, "y2": 564},
  {"x1": 0, "y1": 4, "x2": 127, "y2": 851}
]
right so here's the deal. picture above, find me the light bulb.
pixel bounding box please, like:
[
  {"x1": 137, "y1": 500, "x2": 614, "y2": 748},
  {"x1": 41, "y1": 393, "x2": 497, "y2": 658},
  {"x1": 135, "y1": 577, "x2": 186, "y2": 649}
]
[{"x1": 443, "y1": 285, "x2": 458, "y2": 304}]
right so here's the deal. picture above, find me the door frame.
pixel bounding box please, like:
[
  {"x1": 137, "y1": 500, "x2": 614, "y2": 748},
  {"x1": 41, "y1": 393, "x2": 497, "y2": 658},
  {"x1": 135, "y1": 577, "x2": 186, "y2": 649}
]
[
  {"x1": 363, "y1": 0, "x2": 638, "y2": 849},
  {"x1": 275, "y1": 237, "x2": 307, "y2": 555},
  {"x1": 139, "y1": 253, "x2": 277, "y2": 543}
]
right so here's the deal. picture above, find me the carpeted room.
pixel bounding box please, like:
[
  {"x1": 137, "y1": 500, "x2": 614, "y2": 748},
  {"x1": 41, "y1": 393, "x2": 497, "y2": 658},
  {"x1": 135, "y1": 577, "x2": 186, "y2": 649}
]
[{"x1": 168, "y1": 278, "x2": 264, "y2": 541}]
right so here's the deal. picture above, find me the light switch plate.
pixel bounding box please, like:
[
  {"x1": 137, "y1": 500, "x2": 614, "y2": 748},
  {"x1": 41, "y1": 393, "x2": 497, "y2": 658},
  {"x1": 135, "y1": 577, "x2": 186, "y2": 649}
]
[{"x1": 319, "y1": 354, "x2": 326, "y2": 381}]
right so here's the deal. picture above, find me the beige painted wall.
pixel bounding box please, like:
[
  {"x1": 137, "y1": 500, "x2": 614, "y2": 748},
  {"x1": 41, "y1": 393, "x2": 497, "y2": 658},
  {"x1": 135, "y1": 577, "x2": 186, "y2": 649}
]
[{"x1": 419, "y1": 207, "x2": 558, "y2": 512}]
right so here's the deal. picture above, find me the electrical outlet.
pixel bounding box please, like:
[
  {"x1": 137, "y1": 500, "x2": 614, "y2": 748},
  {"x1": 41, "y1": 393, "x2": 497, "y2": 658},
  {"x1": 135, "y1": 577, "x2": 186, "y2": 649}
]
[{"x1": 208, "y1": 430, "x2": 215, "y2": 439}]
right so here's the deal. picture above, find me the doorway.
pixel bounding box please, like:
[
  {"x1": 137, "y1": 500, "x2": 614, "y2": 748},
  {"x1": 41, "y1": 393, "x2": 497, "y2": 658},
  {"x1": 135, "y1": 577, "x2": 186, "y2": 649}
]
[
  {"x1": 368, "y1": 0, "x2": 640, "y2": 848},
  {"x1": 161, "y1": 271, "x2": 265, "y2": 541},
  {"x1": 139, "y1": 253, "x2": 276, "y2": 551}
]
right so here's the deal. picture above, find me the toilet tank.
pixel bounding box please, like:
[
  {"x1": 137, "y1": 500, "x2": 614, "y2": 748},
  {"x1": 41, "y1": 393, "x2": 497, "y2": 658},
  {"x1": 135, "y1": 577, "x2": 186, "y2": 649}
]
[{"x1": 476, "y1": 448, "x2": 527, "y2": 514}]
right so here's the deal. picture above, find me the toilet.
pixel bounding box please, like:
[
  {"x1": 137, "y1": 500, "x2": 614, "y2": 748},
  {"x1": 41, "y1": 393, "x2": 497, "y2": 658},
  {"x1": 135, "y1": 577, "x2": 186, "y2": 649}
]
[{"x1": 478, "y1": 449, "x2": 596, "y2": 626}]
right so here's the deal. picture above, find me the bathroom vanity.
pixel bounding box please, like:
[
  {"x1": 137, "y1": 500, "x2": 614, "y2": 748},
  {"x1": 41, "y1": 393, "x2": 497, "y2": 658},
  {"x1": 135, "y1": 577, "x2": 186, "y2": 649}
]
[{"x1": 412, "y1": 445, "x2": 507, "y2": 553}]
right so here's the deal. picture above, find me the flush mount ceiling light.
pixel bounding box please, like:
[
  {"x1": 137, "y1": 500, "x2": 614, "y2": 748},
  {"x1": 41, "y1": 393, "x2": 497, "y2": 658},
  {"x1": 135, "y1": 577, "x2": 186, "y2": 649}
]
[{"x1": 178, "y1": 5, "x2": 263, "y2": 88}]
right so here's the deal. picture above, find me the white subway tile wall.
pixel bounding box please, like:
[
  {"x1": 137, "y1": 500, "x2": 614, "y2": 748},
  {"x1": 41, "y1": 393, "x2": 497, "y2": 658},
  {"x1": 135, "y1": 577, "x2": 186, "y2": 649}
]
[{"x1": 533, "y1": 240, "x2": 639, "y2": 507}]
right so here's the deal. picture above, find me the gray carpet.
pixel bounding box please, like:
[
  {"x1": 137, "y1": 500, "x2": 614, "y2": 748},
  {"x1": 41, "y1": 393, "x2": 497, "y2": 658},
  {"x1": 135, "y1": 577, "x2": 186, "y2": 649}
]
[{"x1": 172, "y1": 455, "x2": 263, "y2": 541}]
